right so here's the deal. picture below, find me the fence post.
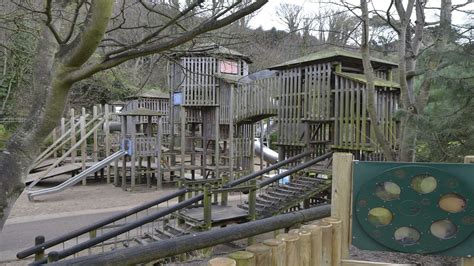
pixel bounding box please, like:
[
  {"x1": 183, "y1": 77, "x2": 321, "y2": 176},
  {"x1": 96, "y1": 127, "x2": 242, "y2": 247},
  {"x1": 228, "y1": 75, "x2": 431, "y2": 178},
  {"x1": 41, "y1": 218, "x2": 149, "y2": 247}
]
[
  {"x1": 34, "y1": 235, "x2": 45, "y2": 262},
  {"x1": 228, "y1": 250, "x2": 256, "y2": 266},
  {"x1": 331, "y1": 153, "x2": 353, "y2": 259},
  {"x1": 47, "y1": 251, "x2": 59, "y2": 263},
  {"x1": 246, "y1": 243, "x2": 271, "y2": 266},
  {"x1": 221, "y1": 175, "x2": 228, "y2": 206},
  {"x1": 276, "y1": 233, "x2": 299, "y2": 266},
  {"x1": 263, "y1": 238, "x2": 286, "y2": 266},
  {"x1": 319, "y1": 222, "x2": 333, "y2": 266},
  {"x1": 301, "y1": 224, "x2": 322, "y2": 266},
  {"x1": 462, "y1": 156, "x2": 474, "y2": 266},
  {"x1": 248, "y1": 179, "x2": 257, "y2": 245},
  {"x1": 208, "y1": 257, "x2": 236, "y2": 266},
  {"x1": 80, "y1": 115, "x2": 87, "y2": 185},
  {"x1": 203, "y1": 184, "x2": 212, "y2": 230}
]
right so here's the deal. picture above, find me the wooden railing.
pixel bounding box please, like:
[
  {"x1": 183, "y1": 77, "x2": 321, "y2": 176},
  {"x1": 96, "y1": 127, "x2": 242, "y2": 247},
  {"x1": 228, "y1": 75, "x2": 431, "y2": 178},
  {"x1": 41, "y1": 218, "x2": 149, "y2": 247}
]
[{"x1": 234, "y1": 77, "x2": 279, "y2": 123}]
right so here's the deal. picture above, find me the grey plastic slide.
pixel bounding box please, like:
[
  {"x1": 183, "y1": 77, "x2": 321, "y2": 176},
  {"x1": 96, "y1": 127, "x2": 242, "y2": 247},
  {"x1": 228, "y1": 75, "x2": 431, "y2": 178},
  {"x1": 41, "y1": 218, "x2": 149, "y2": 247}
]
[{"x1": 27, "y1": 150, "x2": 127, "y2": 201}]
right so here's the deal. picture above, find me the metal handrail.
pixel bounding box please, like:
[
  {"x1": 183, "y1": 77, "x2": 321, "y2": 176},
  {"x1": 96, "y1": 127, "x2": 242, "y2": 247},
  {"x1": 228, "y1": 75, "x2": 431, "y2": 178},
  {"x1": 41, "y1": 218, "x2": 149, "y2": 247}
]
[
  {"x1": 17, "y1": 189, "x2": 188, "y2": 259},
  {"x1": 224, "y1": 150, "x2": 314, "y2": 188},
  {"x1": 258, "y1": 152, "x2": 333, "y2": 188},
  {"x1": 49, "y1": 205, "x2": 331, "y2": 265},
  {"x1": 32, "y1": 194, "x2": 204, "y2": 264}
]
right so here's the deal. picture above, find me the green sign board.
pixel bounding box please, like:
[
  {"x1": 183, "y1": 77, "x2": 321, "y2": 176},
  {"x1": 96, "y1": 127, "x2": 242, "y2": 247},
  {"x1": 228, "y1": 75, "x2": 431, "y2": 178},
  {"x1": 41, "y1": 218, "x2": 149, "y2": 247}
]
[{"x1": 352, "y1": 161, "x2": 474, "y2": 256}]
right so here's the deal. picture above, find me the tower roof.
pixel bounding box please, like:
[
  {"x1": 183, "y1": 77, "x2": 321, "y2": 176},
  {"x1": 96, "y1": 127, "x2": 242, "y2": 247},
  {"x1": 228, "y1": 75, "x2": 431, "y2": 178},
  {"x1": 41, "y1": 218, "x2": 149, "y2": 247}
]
[{"x1": 269, "y1": 48, "x2": 397, "y2": 70}]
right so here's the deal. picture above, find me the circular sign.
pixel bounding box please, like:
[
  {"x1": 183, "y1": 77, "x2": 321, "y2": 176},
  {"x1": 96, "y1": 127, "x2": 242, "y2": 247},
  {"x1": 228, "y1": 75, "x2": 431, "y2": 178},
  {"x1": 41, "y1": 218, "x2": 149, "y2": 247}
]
[{"x1": 355, "y1": 165, "x2": 473, "y2": 254}]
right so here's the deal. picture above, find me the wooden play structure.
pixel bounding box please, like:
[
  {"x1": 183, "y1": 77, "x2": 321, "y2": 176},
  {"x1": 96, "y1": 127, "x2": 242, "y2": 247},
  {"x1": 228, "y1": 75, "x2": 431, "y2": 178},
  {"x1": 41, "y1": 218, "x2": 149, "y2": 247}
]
[{"x1": 19, "y1": 46, "x2": 430, "y2": 264}]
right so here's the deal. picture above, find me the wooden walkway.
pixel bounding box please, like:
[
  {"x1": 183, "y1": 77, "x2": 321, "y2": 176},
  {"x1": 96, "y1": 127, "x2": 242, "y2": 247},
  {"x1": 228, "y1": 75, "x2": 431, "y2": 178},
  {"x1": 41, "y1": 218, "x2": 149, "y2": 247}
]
[
  {"x1": 180, "y1": 205, "x2": 248, "y2": 226},
  {"x1": 26, "y1": 163, "x2": 81, "y2": 184}
]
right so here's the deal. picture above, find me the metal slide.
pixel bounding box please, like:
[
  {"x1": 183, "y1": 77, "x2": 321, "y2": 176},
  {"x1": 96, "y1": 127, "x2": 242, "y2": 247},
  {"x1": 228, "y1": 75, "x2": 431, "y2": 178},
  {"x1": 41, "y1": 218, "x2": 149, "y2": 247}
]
[
  {"x1": 254, "y1": 119, "x2": 279, "y2": 164},
  {"x1": 254, "y1": 139, "x2": 278, "y2": 164},
  {"x1": 27, "y1": 150, "x2": 127, "y2": 201}
]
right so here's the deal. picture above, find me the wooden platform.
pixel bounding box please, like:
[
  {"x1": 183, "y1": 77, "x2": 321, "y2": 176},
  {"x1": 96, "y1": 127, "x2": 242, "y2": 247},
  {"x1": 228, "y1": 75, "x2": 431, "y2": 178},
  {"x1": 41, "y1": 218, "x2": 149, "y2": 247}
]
[
  {"x1": 181, "y1": 205, "x2": 248, "y2": 225},
  {"x1": 26, "y1": 163, "x2": 82, "y2": 184}
]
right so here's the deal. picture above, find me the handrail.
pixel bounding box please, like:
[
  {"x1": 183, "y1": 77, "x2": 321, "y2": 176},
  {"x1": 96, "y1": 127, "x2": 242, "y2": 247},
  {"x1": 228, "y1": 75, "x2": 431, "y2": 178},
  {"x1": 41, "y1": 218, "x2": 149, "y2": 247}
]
[
  {"x1": 48, "y1": 205, "x2": 331, "y2": 265},
  {"x1": 224, "y1": 150, "x2": 314, "y2": 188},
  {"x1": 27, "y1": 118, "x2": 105, "y2": 190},
  {"x1": 33, "y1": 115, "x2": 93, "y2": 168},
  {"x1": 17, "y1": 189, "x2": 188, "y2": 259},
  {"x1": 259, "y1": 152, "x2": 333, "y2": 188},
  {"x1": 32, "y1": 194, "x2": 204, "y2": 264},
  {"x1": 32, "y1": 114, "x2": 91, "y2": 168}
]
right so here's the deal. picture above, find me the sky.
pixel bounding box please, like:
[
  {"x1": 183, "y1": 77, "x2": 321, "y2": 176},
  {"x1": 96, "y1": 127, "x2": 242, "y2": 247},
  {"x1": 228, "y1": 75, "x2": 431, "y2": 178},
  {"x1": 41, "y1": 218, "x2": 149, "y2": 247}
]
[{"x1": 249, "y1": 0, "x2": 473, "y2": 31}]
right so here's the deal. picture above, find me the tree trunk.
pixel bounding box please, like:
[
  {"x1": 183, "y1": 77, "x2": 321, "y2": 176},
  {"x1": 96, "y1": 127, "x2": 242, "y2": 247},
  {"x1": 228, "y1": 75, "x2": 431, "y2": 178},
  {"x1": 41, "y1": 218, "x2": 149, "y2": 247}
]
[
  {"x1": 0, "y1": 24, "x2": 73, "y2": 228},
  {"x1": 360, "y1": 0, "x2": 395, "y2": 161}
]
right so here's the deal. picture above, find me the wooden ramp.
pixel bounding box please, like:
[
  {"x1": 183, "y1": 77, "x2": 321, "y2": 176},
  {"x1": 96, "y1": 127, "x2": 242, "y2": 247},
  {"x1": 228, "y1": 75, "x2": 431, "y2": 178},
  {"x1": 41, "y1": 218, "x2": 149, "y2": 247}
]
[
  {"x1": 179, "y1": 205, "x2": 248, "y2": 226},
  {"x1": 25, "y1": 163, "x2": 81, "y2": 184}
]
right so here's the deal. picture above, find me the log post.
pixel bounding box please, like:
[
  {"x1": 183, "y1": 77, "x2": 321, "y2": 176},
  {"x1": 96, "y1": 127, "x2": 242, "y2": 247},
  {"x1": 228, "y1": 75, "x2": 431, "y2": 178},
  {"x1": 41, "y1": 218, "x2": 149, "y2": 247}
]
[
  {"x1": 93, "y1": 105, "x2": 98, "y2": 163},
  {"x1": 276, "y1": 233, "x2": 300, "y2": 266},
  {"x1": 248, "y1": 179, "x2": 257, "y2": 245},
  {"x1": 203, "y1": 183, "x2": 212, "y2": 230},
  {"x1": 47, "y1": 251, "x2": 59, "y2": 263},
  {"x1": 331, "y1": 152, "x2": 353, "y2": 259},
  {"x1": 104, "y1": 104, "x2": 111, "y2": 183},
  {"x1": 301, "y1": 224, "x2": 322, "y2": 266},
  {"x1": 221, "y1": 174, "x2": 228, "y2": 206},
  {"x1": 70, "y1": 108, "x2": 76, "y2": 163},
  {"x1": 228, "y1": 251, "x2": 256, "y2": 266},
  {"x1": 290, "y1": 229, "x2": 311, "y2": 266},
  {"x1": 462, "y1": 156, "x2": 474, "y2": 266},
  {"x1": 246, "y1": 243, "x2": 272, "y2": 266},
  {"x1": 208, "y1": 257, "x2": 236, "y2": 266},
  {"x1": 323, "y1": 217, "x2": 343, "y2": 266},
  {"x1": 319, "y1": 222, "x2": 333, "y2": 266},
  {"x1": 263, "y1": 238, "x2": 286, "y2": 266},
  {"x1": 61, "y1": 117, "x2": 66, "y2": 156},
  {"x1": 34, "y1": 235, "x2": 45, "y2": 261},
  {"x1": 80, "y1": 115, "x2": 87, "y2": 185}
]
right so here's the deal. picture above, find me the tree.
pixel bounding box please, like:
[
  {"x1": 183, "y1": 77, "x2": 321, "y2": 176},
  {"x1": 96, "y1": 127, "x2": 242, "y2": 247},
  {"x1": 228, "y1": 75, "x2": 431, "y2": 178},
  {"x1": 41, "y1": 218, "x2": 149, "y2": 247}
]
[
  {"x1": 353, "y1": 0, "x2": 462, "y2": 161},
  {"x1": 0, "y1": 0, "x2": 268, "y2": 231},
  {"x1": 275, "y1": 3, "x2": 304, "y2": 33}
]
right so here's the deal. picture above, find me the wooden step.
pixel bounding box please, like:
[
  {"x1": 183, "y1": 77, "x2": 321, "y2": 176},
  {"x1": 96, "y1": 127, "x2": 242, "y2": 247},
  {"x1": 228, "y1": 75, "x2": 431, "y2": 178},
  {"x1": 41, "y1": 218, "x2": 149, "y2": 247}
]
[
  {"x1": 133, "y1": 237, "x2": 148, "y2": 246},
  {"x1": 144, "y1": 232, "x2": 161, "y2": 242}
]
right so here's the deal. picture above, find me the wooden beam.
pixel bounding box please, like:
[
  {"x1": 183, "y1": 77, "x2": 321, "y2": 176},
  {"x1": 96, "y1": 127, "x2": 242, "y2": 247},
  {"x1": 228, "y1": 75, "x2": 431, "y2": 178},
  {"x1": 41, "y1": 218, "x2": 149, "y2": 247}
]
[
  {"x1": 462, "y1": 155, "x2": 474, "y2": 266},
  {"x1": 331, "y1": 153, "x2": 353, "y2": 259}
]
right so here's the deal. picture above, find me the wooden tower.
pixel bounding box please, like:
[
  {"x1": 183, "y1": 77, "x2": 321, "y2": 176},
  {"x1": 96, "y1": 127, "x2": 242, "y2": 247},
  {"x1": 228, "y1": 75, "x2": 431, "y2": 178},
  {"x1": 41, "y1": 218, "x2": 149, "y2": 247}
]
[
  {"x1": 167, "y1": 43, "x2": 252, "y2": 182},
  {"x1": 266, "y1": 48, "x2": 400, "y2": 162}
]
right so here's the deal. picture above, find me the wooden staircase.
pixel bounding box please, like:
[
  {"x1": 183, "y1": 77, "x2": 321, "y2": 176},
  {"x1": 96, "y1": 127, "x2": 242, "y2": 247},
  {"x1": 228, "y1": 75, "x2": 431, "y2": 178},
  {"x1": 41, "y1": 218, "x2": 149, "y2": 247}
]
[{"x1": 238, "y1": 175, "x2": 331, "y2": 218}]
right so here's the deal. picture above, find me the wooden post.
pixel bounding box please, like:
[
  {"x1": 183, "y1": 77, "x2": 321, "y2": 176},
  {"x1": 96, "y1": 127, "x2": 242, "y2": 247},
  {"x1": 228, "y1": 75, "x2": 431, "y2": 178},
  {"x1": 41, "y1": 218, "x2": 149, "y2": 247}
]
[
  {"x1": 263, "y1": 238, "x2": 286, "y2": 266},
  {"x1": 121, "y1": 116, "x2": 127, "y2": 188},
  {"x1": 208, "y1": 257, "x2": 236, "y2": 266},
  {"x1": 221, "y1": 174, "x2": 228, "y2": 206},
  {"x1": 229, "y1": 85, "x2": 235, "y2": 182},
  {"x1": 47, "y1": 251, "x2": 59, "y2": 263},
  {"x1": 289, "y1": 229, "x2": 311, "y2": 266},
  {"x1": 228, "y1": 251, "x2": 256, "y2": 266},
  {"x1": 93, "y1": 105, "x2": 98, "y2": 163},
  {"x1": 276, "y1": 233, "x2": 300, "y2": 266},
  {"x1": 203, "y1": 183, "x2": 212, "y2": 230},
  {"x1": 301, "y1": 224, "x2": 323, "y2": 266},
  {"x1": 331, "y1": 153, "x2": 353, "y2": 259},
  {"x1": 80, "y1": 115, "x2": 87, "y2": 185},
  {"x1": 104, "y1": 104, "x2": 111, "y2": 183},
  {"x1": 248, "y1": 179, "x2": 257, "y2": 245},
  {"x1": 34, "y1": 235, "x2": 45, "y2": 261},
  {"x1": 156, "y1": 116, "x2": 162, "y2": 189},
  {"x1": 320, "y1": 222, "x2": 333, "y2": 266},
  {"x1": 215, "y1": 106, "x2": 220, "y2": 179},
  {"x1": 246, "y1": 243, "x2": 272, "y2": 266},
  {"x1": 52, "y1": 129, "x2": 57, "y2": 158},
  {"x1": 323, "y1": 217, "x2": 343, "y2": 266},
  {"x1": 462, "y1": 155, "x2": 474, "y2": 266},
  {"x1": 180, "y1": 107, "x2": 186, "y2": 179},
  {"x1": 70, "y1": 108, "x2": 76, "y2": 163},
  {"x1": 61, "y1": 117, "x2": 66, "y2": 156}
]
